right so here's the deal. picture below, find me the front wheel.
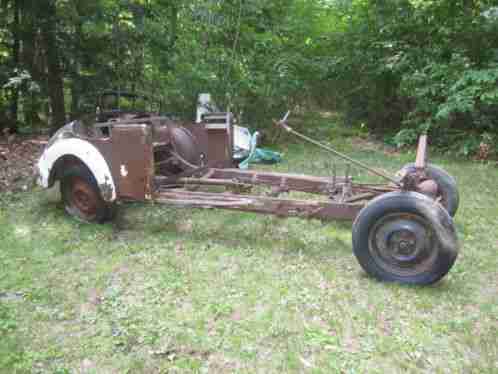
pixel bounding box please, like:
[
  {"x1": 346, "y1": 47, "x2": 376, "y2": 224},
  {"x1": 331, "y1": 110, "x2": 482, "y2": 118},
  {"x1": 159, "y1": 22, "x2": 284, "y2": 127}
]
[
  {"x1": 352, "y1": 191, "x2": 458, "y2": 285},
  {"x1": 60, "y1": 165, "x2": 115, "y2": 223}
]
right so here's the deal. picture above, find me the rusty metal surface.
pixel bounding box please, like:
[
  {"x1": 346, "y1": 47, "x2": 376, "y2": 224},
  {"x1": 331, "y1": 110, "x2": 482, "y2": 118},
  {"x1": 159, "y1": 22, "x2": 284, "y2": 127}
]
[
  {"x1": 154, "y1": 189, "x2": 363, "y2": 221},
  {"x1": 68, "y1": 176, "x2": 100, "y2": 219},
  {"x1": 181, "y1": 123, "x2": 209, "y2": 164},
  {"x1": 42, "y1": 107, "x2": 456, "y2": 233},
  {"x1": 209, "y1": 168, "x2": 349, "y2": 195},
  {"x1": 92, "y1": 113, "x2": 234, "y2": 180},
  {"x1": 156, "y1": 167, "x2": 394, "y2": 207},
  {"x1": 206, "y1": 129, "x2": 233, "y2": 168},
  {"x1": 203, "y1": 112, "x2": 234, "y2": 168},
  {"x1": 398, "y1": 165, "x2": 422, "y2": 192},
  {"x1": 158, "y1": 177, "x2": 252, "y2": 189},
  {"x1": 89, "y1": 138, "x2": 117, "y2": 198},
  {"x1": 416, "y1": 179, "x2": 439, "y2": 199},
  {"x1": 415, "y1": 135, "x2": 428, "y2": 170},
  {"x1": 82, "y1": 112, "x2": 402, "y2": 214},
  {"x1": 111, "y1": 124, "x2": 154, "y2": 200}
]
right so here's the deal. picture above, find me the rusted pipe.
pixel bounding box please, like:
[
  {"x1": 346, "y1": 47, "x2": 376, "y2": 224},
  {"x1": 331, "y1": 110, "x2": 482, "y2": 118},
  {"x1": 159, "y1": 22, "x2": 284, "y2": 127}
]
[
  {"x1": 415, "y1": 135, "x2": 428, "y2": 170},
  {"x1": 276, "y1": 120, "x2": 401, "y2": 186}
]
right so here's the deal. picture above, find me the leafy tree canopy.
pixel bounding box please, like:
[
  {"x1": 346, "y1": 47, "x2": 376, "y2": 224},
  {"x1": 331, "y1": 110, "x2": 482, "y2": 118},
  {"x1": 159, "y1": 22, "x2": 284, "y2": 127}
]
[{"x1": 0, "y1": 0, "x2": 497, "y2": 155}]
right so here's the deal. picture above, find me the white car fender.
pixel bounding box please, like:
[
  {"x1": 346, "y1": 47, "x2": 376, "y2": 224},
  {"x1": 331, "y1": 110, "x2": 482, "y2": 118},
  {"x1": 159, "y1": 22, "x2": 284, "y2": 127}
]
[{"x1": 37, "y1": 138, "x2": 117, "y2": 202}]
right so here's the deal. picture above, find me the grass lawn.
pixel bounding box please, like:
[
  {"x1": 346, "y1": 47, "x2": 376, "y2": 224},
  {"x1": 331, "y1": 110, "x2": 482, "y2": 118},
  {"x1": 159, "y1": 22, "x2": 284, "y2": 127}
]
[{"x1": 1, "y1": 120, "x2": 497, "y2": 373}]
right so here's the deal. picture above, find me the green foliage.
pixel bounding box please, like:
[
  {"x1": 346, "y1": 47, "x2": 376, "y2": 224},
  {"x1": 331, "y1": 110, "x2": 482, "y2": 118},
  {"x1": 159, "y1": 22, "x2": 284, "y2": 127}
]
[
  {"x1": 2, "y1": 70, "x2": 39, "y2": 93},
  {"x1": 317, "y1": 0, "x2": 498, "y2": 155},
  {"x1": 401, "y1": 55, "x2": 498, "y2": 134},
  {"x1": 439, "y1": 67, "x2": 498, "y2": 121},
  {"x1": 0, "y1": 0, "x2": 497, "y2": 155},
  {"x1": 391, "y1": 128, "x2": 420, "y2": 148},
  {"x1": 141, "y1": 0, "x2": 327, "y2": 126}
]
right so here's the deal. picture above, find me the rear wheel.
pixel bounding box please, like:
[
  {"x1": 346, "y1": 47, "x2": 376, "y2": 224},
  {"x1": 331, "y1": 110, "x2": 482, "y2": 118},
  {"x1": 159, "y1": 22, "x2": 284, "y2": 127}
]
[
  {"x1": 398, "y1": 163, "x2": 459, "y2": 217},
  {"x1": 352, "y1": 191, "x2": 458, "y2": 285},
  {"x1": 60, "y1": 165, "x2": 115, "y2": 223}
]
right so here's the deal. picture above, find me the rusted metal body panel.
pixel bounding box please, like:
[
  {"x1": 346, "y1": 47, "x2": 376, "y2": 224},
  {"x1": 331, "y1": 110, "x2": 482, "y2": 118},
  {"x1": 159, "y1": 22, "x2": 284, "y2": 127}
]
[
  {"x1": 88, "y1": 138, "x2": 116, "y2": 200},
  {"x1": 93, "y1": 115, "x2": 232, "y2": 172},
  {"x1": 203, "y1": 112, "x2": 234, "y2": 168},
  {"x1": 111, "y1": 124, "x2": 154, "y2": 200},
  {"x1": 206, "y1": 128, "x2": 233, "y2": 168},
  {"x1": 181, "y1": 123, "x2": 209, "y2": 163},
  {"x1": 38, "y1": 107, "x2": 446, "y2": 222}
]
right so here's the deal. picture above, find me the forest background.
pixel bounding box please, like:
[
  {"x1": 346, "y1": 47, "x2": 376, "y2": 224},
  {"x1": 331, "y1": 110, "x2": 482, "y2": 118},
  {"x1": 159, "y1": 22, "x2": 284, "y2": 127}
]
[{"x1": 1, "y1": 0, "x2": 497, "y2": 157}]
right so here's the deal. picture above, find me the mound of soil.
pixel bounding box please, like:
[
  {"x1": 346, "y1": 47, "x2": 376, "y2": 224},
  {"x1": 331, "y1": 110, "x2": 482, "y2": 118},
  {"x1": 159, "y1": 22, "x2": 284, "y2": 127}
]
[{"x1": 0, "y1": 135, "x2": 47, "y2": 192}]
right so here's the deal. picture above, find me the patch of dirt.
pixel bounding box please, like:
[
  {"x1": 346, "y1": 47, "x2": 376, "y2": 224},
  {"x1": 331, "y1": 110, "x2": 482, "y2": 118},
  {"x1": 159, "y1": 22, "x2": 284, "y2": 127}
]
[
  {"x1": 79, "y1": 358, "x2": 98, "y2": 374},
  {"x1": 150, "y1": 346, "x2": 211, "y2": 362},
  {"x1": 0, "y1": 134, "x2": 47, "y2": 192},
  {"x1": 176, "y1": 219, "x2": 194, "y2": 233},
  {"x1": 204, "y1": 353, "x2": 241, "y2": 372},
  {"x1": 230, "y1": 309, "x2": 243, "y2": 321}
]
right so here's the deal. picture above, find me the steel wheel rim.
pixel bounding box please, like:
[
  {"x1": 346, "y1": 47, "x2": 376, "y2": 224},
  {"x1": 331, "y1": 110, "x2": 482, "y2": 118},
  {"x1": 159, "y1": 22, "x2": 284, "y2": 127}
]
[
  {"x1": 68, "y1": 177, "x2": 98, "y2": 220},
  {"x1": 368, "y1": 213, "x2": 438, "y2": 277}
]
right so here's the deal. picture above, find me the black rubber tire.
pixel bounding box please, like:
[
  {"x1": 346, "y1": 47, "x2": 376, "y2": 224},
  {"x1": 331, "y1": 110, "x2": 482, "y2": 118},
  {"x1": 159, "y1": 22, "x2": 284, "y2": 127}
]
[
  {"x1": 352, "y1": 191, "x2": 458, "y2": 285},
  {"x1": 399, "y1": 163, "x2": 459, "y2": 217},
  {"x1": 60, "y1": 165, "x2": 115, "y2": 223}
]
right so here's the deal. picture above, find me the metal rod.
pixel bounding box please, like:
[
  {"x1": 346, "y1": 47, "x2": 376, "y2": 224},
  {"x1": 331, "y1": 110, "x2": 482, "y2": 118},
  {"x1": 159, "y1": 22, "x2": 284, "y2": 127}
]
[
  {"x1": 415, "y1": 135, "x2": 427, "y2": 170},
  {"x1": 278, "y1": 121, "x2": 401, "y2": 186},
  {"x1": 176, "y1": 177, "x2": 252, "y2": 188}
]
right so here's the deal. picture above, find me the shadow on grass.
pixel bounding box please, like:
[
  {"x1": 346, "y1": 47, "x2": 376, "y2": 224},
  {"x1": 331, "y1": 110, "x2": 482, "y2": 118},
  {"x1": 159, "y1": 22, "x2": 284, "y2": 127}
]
[{"x1": 111, "y1": 203, "x2": 355, "y2": 261}]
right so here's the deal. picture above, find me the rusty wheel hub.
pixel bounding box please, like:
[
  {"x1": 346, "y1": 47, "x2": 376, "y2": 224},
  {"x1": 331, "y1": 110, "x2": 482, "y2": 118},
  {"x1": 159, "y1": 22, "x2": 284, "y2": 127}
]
[{"x1": 69, "y1": 177, "x2": 98, "y2": 218}]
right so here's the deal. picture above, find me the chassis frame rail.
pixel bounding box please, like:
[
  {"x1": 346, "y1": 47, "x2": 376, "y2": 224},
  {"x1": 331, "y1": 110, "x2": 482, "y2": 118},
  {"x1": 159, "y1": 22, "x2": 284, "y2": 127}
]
[{"x1": 154, "y1": 189, "x2": 364, "y2": 221}]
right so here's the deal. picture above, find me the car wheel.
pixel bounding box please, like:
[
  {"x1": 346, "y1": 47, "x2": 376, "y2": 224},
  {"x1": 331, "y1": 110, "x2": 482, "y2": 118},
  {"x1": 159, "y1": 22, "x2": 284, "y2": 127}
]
[
  {"x1": 60, "y1": 165, "x2": 115, "y2": 223},
  {"x1": 352, "y1": 191, "x2": 458, "y2": 285}
]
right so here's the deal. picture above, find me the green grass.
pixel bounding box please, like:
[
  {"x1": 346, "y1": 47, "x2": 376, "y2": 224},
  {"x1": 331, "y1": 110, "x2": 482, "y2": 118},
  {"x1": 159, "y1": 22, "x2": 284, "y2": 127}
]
[{"x1": 1, "y1": 122, "x2": 498, "y2": 373}]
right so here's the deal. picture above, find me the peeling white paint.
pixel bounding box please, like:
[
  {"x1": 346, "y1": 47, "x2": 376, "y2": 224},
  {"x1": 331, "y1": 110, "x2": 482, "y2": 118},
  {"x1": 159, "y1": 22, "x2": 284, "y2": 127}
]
[
  {"x1": 37, "y1": 138, "x2": 117, "y2": 201},
  {"x1": 120, "y1": 165, "x2": 129, "y2": 177}
]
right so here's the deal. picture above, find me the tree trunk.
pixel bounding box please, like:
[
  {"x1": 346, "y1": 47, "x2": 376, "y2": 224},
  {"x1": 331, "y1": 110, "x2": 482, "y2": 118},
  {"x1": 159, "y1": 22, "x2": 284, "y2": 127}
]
[
  {"x1": 70, "y1": 75, "x2": 80, "y2": 120},
  {"x1": 169, "y1": 3, "x2": 178, "y2": 51},
  {"x1": 43, "y1": 0, "x2": 65, "y2": 133},
  {"x1": 10, "y1": 0, "x2": 20, "y2": 132}
]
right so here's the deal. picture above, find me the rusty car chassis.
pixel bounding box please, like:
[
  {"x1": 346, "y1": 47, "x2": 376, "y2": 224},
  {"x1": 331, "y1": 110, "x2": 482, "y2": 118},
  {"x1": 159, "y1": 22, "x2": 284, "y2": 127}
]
[{"x1": 37, "y1": 110, "x2": 459, "y2": 285}]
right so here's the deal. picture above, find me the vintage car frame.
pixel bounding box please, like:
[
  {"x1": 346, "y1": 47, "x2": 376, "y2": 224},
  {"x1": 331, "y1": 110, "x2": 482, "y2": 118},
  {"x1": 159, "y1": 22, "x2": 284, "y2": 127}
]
[{"x1": 36, "y1": 104, "x2": 460, "y2": 286}]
